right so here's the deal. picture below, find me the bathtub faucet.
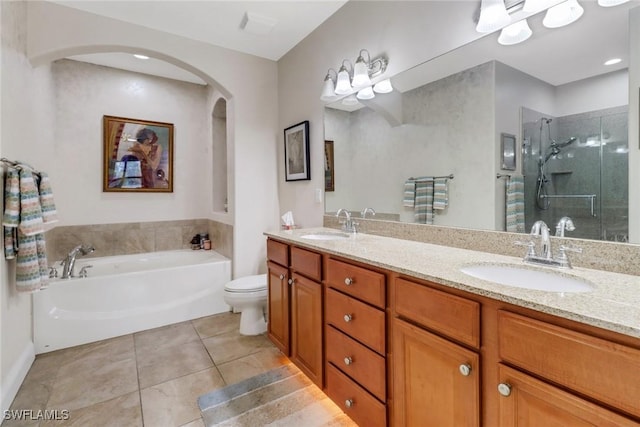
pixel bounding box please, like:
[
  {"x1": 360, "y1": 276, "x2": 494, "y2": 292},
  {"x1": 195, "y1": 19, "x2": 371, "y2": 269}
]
[{"x1": 61, "y1": 244, "x2": 95, "y2": 279}]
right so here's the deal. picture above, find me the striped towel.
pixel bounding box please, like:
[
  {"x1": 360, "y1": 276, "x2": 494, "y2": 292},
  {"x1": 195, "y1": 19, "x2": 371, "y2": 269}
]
[
  {"x1": 37, "y1": 172, "x2": 58, "y2": 224},
  {"x1": 414, "y1": 180, "x2": 434, "y2": 224},
  {"x1": 18, "y1": 169, "x2": 44, "y2": 236},
  {"x1": 3, "y1": 167, "x2": 20, "y2": 259},
  {"x1": 403, "y1": 179, "x2": 416, "y2": 207},
  {"x1": 506, "y1": 175, "x2": 525, "y2": 232},
  {"x1": 433, "y1": 178, "x2": 448, "y2": 210}
]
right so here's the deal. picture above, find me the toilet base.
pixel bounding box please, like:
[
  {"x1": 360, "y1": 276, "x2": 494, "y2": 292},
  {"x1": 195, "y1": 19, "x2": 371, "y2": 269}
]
[{"x1": 239, "y1": 306, "x2": 266, "y2": 335}]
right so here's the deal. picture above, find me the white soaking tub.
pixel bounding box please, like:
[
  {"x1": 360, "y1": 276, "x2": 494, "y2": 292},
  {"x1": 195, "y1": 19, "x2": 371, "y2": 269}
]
[{"x1": 33, "y1": 249, "x2": 231, "y2": 353}]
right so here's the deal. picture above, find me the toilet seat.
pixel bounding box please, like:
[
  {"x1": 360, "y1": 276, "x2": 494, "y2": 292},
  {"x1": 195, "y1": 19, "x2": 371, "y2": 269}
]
[{"x1": 224, "y1": 274, "x2": 267, "y2": 293}]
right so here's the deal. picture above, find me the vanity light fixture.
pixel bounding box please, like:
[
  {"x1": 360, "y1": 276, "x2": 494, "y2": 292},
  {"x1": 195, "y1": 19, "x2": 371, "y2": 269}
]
[
  {"x1": 133, "y1": 54, "x2": 149, "y2": 60},
  {"x1": 373, "y1": 79, "x2": 393, "y2": 94},
  {"x1": 543, "y1": 0, "x2": 584, "y2": 28},
  {"x1": 320, "y1": 49, "x2": 389, "y2": 101},
  {"x1": 476, "y1": 0, "x2": 511, "y2": 33},
  {"x1": 498, "y1": 19, "x2": 532, "y2": 45}
]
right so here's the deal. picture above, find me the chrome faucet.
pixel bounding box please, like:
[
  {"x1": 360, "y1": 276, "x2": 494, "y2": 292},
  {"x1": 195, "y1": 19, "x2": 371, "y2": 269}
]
[
  {"x1": 361, "y1": 207, "x2": 376, "y2": 219},
  {"x1": 531, "y1": 220, "x2": 552, "y2": 259},
  {"x1": 555, "y1": 216, "x2": 575, "y2": 237},
  {"x1": 61, "y1": 244, "x2": 95, "y2": 279},
  {"x1": 336, "y1": 208, "x2": 357, "y2": 233},
  {"x1": 515, "y1": 220, "x2": 582, "y2": 268}
]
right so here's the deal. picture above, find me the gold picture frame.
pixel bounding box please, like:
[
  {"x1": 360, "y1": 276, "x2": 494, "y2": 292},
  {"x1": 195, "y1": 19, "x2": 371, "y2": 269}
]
[{"x1": 103, "y1": 115, "x2": 174, "y2": 192}]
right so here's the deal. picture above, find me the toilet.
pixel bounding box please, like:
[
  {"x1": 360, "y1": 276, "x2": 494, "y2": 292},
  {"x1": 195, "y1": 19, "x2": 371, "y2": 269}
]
[{"x1": 223, "y1": 274, "x2": 268, "y2": 335}]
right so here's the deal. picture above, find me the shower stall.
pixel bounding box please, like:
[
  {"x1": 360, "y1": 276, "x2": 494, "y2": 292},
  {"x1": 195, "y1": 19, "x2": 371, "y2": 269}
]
[{"x1": 522, "y1": 106, "x2": 628, "y2": 242}]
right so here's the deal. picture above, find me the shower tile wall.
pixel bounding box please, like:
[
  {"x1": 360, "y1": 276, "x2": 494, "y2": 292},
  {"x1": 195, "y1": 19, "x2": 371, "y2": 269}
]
[
  {"x1": 522, "y1": 106, "x2": 628, "y2": 241},
  {"x1": 45, "y1": 219, "x2": 233, "y2": 262}
]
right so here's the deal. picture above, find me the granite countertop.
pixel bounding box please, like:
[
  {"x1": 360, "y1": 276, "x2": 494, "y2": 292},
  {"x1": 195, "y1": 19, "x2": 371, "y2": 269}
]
[{"x1": 265, "y1": 227, "x2": 640, "y2": 339}]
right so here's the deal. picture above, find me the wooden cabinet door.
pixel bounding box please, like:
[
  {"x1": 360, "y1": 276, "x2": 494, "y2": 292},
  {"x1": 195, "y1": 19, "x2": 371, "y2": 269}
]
[
  {"x1": 290, "y1": 273, "x2": 323, "y2": 386},
  {"x1": 267, "y1": 261, "x2": 290, "y2": 355},
  {"x1": 497, "y1": 364, "x2": 639, "y2": 426},
  {"x1": 393, "y1": 318, "x2": 480, "y2": 427}
]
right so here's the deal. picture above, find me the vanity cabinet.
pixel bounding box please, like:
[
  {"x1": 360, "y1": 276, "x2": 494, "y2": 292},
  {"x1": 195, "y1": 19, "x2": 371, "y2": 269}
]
[
  {"x1": 392, "y1": 277, "x2": 480, "y2": 427},
  {"x1": 266, "y1": 239, "x2": 324, "y2": 386},
  {"x1": 324, "y1": 258, "x2": 387, "y2": 427}
]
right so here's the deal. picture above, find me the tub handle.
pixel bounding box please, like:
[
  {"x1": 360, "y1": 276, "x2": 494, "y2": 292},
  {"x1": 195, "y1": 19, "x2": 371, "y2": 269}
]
[
  {"x1": 48, "y1": 266, "x2": 58, "y2": 279},
  {"x1": 78, "y1": 265, "x2": 93, "y2": 278}
]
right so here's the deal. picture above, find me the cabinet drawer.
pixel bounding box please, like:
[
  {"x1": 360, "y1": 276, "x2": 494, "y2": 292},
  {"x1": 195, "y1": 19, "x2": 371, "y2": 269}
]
[
  {"x1": 326, "y1": 364, "x2": 386, "y2": 427},
  {"x1": 291, "y1": 246, "x2": 322, "y2": 281},
  {"x1": 326, "y1": 325, "x2": 386, "y2": 401},
  {"x1": 395, "y1": 277, "x2": 480, "y2": 349},
  {"x1": 326, "y1": 288, "x2": 386, "y2": 355},
  {"x1": 499, "y1": 310, "x2": 640, "y2": 419},
  {"x1": 326, "y1": 258, "x2": 385, "y2": 309},
  {"x1": 267, "y1": 239, "x2": 289, "y2": 267}
]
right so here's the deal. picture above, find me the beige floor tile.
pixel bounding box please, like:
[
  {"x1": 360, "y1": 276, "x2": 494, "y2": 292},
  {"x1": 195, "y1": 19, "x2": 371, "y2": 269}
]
[
  {"x1": 136, "y1": 340, "x2": 213, "y2": 388},
  {"x1": 47, "y1": 357, "x2": 138, "y2": 411},
  {"x1": 201, "y1": 331, "x2": 273, "y2": 365},
  {"x1": 134, "y1": 321, "x2": 200, "y2": 353},
  {"x1": 56, "y1": 335, "x2": 135, "y2": 379},
  {"x1": 40, "y1": 391, "x2": 142, "y2": 427},
  {"x1": 191, "y1": 312, "x2": 239, "y2": 339},
  {"x1": 216, "y1": 347, "x2": 290, "y2": 385},
  {"x1": 179, "y1": 418, "x2": 205, "y2": 427},
  {"x1": 140, "y1": 367, "x2": 225, "y2": 427}
]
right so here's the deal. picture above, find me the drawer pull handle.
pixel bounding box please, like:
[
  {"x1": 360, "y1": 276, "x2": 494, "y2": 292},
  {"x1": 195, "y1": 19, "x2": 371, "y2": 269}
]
[
  {"x1": 279, "y1": 274, "x2": 285, "y2": 280},
  {"x1": 498, "y1": 383, "x2": 512, "y2": 397},
  {"x1": 343, "y1": 314, "x2": 353, "y2": 322},
  {"x1": 459, "y1": 364, "x2": 472, "y2": 376},
  {"x1": 344, "y1": 356, "x2": 353, "y2": 365},
  {"x1": 345, "y1": 399, "x2": 354, "y2": 408},
  {"x1": 344, "y1": 277, "x2": 353, "y2": 285}
]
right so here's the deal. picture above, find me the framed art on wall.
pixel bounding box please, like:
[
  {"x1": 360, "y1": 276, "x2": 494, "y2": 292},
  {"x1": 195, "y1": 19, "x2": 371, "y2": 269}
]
[
  {"x1": 284, "y1": 120, "x2": 310, "y2": 181},
  {"x1": 103, "y1": 115, "x2": 174, "y2": 192},
  {"x1": 324, "y1": 140, "x2": 335, "y2": 191}
]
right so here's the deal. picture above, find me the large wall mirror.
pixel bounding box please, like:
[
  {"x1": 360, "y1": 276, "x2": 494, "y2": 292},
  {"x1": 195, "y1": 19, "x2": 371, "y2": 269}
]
[{"x1": 324, "y1": 1, "x2": 637, "y2": 244}]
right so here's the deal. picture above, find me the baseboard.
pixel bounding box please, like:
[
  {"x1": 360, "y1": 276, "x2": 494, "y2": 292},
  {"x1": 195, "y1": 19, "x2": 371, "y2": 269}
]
[{"x1": 1, "y1": 342, "x2": 35, "y2": 418}]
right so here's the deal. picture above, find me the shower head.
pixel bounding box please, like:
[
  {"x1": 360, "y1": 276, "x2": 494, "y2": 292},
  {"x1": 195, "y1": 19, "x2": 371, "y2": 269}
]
[
  {"x1": 553, "y1": 136, "x2": 577, "y2": 148},
  {"x1": 542, "y1": 117, "x2": 552, "y2": 124}
]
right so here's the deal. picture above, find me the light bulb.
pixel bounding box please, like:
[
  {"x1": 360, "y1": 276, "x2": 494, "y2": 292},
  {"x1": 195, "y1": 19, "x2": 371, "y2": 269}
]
[
  {"x1": 320, "y1": 75, "x2": 336, "y2": 101},
  {"x1": 373, "y1": 79, "x2": 393, "y2": 93},
  {"x1": 476, "y1": 0, "x2": 511, "y2": 33},
  {"x1": 356, "y1": 86, "x2": 375, "y2": 100},
  {"x1": 352, "y1": 55, "x2": 372, "y2": 88},
  {"x1": 543, "y1": 0, "x2": 584, "y2": 28},
  {"x1": 335, "y1": 65, "x2": 352, "y2": 95}
]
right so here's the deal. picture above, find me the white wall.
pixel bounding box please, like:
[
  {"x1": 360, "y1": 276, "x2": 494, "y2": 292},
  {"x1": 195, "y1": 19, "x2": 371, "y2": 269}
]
[
  {"x1": 555, "y1": 69, "x2": 629, "y2": 117},
  {"x1": 629, "y1": 6, "x2": 640, "y2": 242},
  {"x1": 277, "y1": 1, "x2": 488, "y2": 227}
]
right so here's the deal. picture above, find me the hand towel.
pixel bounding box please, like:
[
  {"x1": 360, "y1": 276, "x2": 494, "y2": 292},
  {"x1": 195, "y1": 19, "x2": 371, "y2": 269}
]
[
  {"x1": 506, "y1": 175, "x2": 525, "y2": 233},
  {"x1": 37, "y1": 172, "x2": 58, "y2": 224},
  {"x1": 18, "y1": 168, "x2": 44, "y2": 236},
  {"x1": 433, "y1": 178, "x2": 448, "y2": 210},
  {"x1": 403, "y1": 179, "x2": 416, "y2": 207},
  {"x1": 3, "y1": 167, "x2": 20, "y2": 259},
  {"x1": 15, "y1": 230, "x2": 49, "y2": 292},
  {"x1": 414, "y1": 180, "x2": 434, "y2": 224}
]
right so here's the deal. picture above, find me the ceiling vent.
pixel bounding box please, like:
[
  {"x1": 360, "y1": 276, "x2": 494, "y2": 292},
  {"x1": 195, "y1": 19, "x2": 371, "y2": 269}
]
[{"x1": 240, "y1": 12, "x2": 277, "y2": 35}]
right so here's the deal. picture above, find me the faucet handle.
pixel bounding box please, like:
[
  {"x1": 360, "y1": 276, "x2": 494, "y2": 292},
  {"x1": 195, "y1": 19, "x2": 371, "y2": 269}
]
[
  {"x1": 48, "y1": 266, "x2": 58, "y2": 279},
  {"x1": 78, "y1": 265, "x2": 93, "y2": 278},
  {"x1": 514, "y1": 240, "x2": 536, "y2": 257},
  {"x1": 556, "y1": 245, "x2": 582, "y2": 268}
]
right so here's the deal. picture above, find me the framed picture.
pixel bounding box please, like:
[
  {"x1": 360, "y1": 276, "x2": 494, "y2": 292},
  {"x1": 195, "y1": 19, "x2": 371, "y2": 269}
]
[
  {"x1": 501, "y1": 133, "x2": 517, "y2": 171},
  {"x1": 324, "y1": 140, "x2": 335, "y2": 191},
  {"x1": 284, "y1": 120, "x2": 310, "y2": 181},
  {"x1": 103, "y1": 115, "x2": 174, "y2": 192}
]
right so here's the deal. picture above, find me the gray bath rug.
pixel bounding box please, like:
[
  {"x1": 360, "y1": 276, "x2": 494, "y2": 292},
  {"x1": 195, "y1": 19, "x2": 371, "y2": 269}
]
[{"x1": 198, "y1": 364, "x2": 355, "y2": 426}]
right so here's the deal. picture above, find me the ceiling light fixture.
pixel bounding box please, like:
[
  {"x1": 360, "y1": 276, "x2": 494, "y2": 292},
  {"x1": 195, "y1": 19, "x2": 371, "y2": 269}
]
[
  {"x1": 133, "y1": 54, "x2": 149, "y2": 60},
  {"x1": 476, "y1": 0, "x2": 511, "y2": 33},
  {"x1": 604, "y1": 58, "x2": 622, "y2": 66},
  {"x1": 320, "y1": 49, "x2": 389, "y2": 101},
  {"x1": 498, "y1": 19, "x2": 532, "y2": 45},
  {"x1": 542, "y1": 0, "x2": 584, "y2": 28}
]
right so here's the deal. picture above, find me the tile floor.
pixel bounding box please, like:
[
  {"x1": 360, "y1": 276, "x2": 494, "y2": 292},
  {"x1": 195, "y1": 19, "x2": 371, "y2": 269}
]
[{"x1": 3, "y1": 312, "x2": 293, "y2": 427}]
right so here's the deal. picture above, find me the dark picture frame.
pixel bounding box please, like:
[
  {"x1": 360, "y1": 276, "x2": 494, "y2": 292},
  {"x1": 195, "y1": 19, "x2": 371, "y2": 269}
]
[
  {"x1": 284, "y1": 120, "x2": 310, "y2": 181},
  {"x1": 103, "y1": 115, "x2": 174, "y2": 192},
  {"x1": 500, "y1": 132, "x2": 517, "y2": 171},
  {"x1": 324, "y1": 140, "x2": 335, "y2": 191}
]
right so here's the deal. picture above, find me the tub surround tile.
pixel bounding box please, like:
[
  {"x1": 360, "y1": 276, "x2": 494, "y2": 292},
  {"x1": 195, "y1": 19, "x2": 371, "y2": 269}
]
[
  {"x1": 40, "y1": 391, "x2": 143, "y2": 427},
  {"x1": 134, "y1": 321, "x2": 201, "y2": 353},
  {"x1": 140, "y1": 367, "x2": 225, "y2": 427},
  {"x1": 47, "y1": 357, "x2": 138, "y2": 411},
  {"x1": 202, "y1": 331, "x2": 273, "y2": 365},
  {"x1": 192, "y1": 312, "x2": 240, "y2": 339},
  {"x1": 216, "y1": 347, "x2": 290, "y2": 385},
  {"x1": 136, "y1": 340, "x2": 214, "y2": 389},
  {"x1": 117, "y1": 228, "x2": 156, "y2": 255},
  {"x1": 155, "y1": 226, "x2": 184, "y2": 251}
]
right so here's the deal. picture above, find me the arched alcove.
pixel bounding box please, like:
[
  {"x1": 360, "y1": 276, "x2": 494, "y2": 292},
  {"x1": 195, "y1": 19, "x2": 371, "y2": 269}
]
[{"x1": 212, "y1": 97, "x2": 228, "y2": 213}]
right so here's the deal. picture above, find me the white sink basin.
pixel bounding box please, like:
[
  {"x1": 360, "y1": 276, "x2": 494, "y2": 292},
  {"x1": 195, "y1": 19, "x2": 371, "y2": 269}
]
[
  {"x1": 460, "y1": 264, "x2": 594, "y2": 293},
  {"x1": 300, "y1": 232, "x2": 351, "y2": 241}
]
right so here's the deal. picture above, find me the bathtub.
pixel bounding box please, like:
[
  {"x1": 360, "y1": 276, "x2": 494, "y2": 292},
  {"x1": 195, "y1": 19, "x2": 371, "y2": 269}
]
[{"x1": 33, "y1": 249, "x2": 231, "y2": 354}]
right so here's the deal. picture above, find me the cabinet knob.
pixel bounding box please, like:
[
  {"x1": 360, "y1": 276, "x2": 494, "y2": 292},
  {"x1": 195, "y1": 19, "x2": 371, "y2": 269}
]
[
  {"x1": 345, "y1": 399, "x2": 354, "y2": 408},
  {"x1": 459, "y1": 364, "x2": 472, "y2": 376},
  {"x1": 344, "y1": 356, "x2": 353, "y2": 366},
  {"x1": 343, "y1": 314, "x2": 353, "y2": 322},
  {"x1": 288, "y1": 278, "x2": 294, "y2": 285},
  {"x1": 498, "y1": 383, "x2": 512, "y2": 397},
  {"x1": 344, "y1": 277, "x2": 353, "y2": 285},
  {"x1": 279, "y1": 274, "x2": 285, "y2": 280}
]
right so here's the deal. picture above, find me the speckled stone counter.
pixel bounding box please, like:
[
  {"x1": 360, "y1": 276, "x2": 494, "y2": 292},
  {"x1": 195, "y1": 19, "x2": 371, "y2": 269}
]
[{"x1": 265, "y1": 227, "x2": 640, "y2": 339}]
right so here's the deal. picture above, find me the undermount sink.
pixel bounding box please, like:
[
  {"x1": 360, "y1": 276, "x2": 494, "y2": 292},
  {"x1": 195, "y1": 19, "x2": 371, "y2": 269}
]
[
  {"x1": 300, "y1": 231, "x2": 351, "y2": 241},
  {"x1": 460, "y1": 263, "x2": 594, "y2": 293}
]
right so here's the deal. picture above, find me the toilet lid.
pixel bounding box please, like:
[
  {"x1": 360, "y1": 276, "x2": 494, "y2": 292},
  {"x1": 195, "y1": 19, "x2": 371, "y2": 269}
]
[{"x1": 225, "y1": 274, "x2": 267, "y2": 292}]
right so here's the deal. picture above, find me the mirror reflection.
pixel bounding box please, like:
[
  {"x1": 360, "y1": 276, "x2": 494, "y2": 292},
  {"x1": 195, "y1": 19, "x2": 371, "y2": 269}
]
[{"x1": 324, "y1": 1, "x2": 634, "y2": 243}]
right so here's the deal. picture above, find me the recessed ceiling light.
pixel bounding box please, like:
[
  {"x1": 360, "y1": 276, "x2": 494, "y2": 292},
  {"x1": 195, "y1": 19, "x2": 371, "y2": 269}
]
[
  {"x1": 604, "y1": 58, "x2": 622, "y2": 66},
  {"x1": 133, "y1": 54, "x2": 149, "y2": 60}
]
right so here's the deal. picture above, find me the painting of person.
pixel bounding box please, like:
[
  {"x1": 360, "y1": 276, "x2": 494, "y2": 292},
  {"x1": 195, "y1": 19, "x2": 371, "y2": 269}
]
[
  {"x1": 287, "y1": 129, "x2": 304, "y2": 174},
  {"x1": 128, "y1": 128, "x2": 162, "y2": 188}
]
